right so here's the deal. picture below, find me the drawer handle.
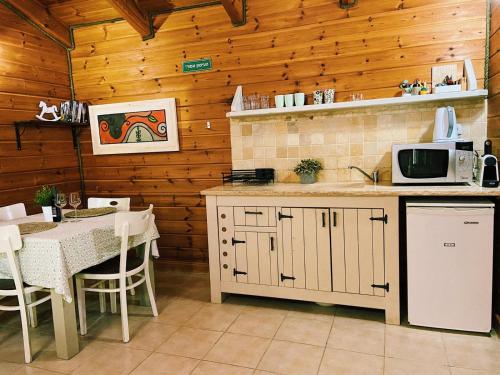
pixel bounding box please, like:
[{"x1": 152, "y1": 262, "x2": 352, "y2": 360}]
[
  {"x1": 371, "y1": 283, "x2": 389, "y2": 292},
  {"x1": 245, "y1": 211, "x2": 263, "y2": 215},
  {"x1": 278, "y1": 212, "x2": 293, "y2": 220},
  {"x1": 270, "y1": 236, "x2": 274, "y2": 251},
  {"x1": 280, "y1": 273, "x2": 296, "y2": 282},
  {"x1": 369, "y1": 214, "x2": 388, "y2": 224},
  {"x1": 333, "y1": 211, "x2": 337, "y2": 227},
  {"x1": 233, "y1": 269, "x2": 247, "y2": 276},
  {"x1": 232, "y1": 238, "x2": 246, "y2": 246},
  {"x1": 322, "y1": 212, "x2": 326, "y2": 227}
]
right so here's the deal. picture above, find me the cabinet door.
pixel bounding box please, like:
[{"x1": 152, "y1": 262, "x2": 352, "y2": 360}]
[
  {"x1": 278, "y1": 207, "x2": 332, "y2": 290},
  {"x1": 332, "y1": 208, "x2": 386, "y2": 296},
  {"x1": 233, "y1": 231, "x2": 279, "y2": 285}
]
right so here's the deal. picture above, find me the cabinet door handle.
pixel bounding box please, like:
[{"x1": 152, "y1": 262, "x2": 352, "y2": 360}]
[
  {"x1": 270, "y1": 236, "x2": 275, "y2": 251},
  {"x1": 371, "y1": 283, "x2": 389, "y2": 292},
  {"x1": 280, "y1": 273, "x2": 296, "y2": 282},
  {"x1": 322, "y1": 212, "x2": 326, "y2": 227},
  {"x1": 233, "y1": 269, "x2": 247, "y2": 276},
  {"x1": 278, "y1": 212, "x2": 293, "y2": 220},
  {"x1": 369, "y1": 214, "x2": 388, "y2": 224},
  {"x1": 232, "y1": 238, "x2": 246, "y2": 246},
  {"x1": 245, "y1": 211, "x2": 263, "y2": 215},
  {"x1": 333, "y1": 211, "x2": 337, "y2": 227}
]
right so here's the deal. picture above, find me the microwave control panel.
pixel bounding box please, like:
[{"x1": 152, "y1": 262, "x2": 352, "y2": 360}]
[{"x1": 455, "y1": 149, "x2": 473, "y2": 182}]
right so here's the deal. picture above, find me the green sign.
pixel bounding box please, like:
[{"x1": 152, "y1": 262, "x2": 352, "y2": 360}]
[{"x1": 182, "y1": 58, "x2": 212, "y2": 73}]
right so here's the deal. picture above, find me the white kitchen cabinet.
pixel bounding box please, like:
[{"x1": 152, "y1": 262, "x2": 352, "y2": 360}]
[{"x1": 206, "y1": 196, "x2": 399, "y2": 324}]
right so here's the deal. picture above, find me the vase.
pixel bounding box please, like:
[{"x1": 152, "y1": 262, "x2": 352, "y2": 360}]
[
  {"x1": 299, "y1": 173, "x2": 317, "y2": 184},
  {"x1": 42, "y1": 206, "x2": 53, "y2": 222}
]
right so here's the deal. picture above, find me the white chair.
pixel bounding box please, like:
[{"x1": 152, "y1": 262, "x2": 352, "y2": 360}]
[
  {"x1": 0, "y1": 203, "x2": 39, "y2": 328},
  {"x1": 0, "y1": 225, "x2": 51, "y2": 363},
  {"x1": 75, "y1": 206, "x2": 157, "y2": 342},
  {"x1": 88, "y1": 197, "x2": 130, "y2": 211},
  {"x1": 0, "y1": 203, "x2": 27, "y2": 221}
]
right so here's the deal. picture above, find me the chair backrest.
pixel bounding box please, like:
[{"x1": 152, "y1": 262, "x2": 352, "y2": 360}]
[
  {"x1": 0, "y1": 203, "x2": 27, "y2": 221},
  {"x1": 114, "y1": 205, "x2": 154, "y2": 276},
  {"x1": 0, "y1": 225, "x2": 25, "y2": 294},
  {"x1": 88, "y1": 197, "x2": 130, "y2": 211}
]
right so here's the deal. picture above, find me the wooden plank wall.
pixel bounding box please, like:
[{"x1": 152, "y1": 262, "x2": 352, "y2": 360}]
[
  {"x1": 0, "y1": 5, "x2": 77, "y2": 214},
  {"x1": 489, "y1": 0, "x2": 500, "y2": 336},
  {"x1": 70, "y1": 0, "x2": 487, "y2": 269}
]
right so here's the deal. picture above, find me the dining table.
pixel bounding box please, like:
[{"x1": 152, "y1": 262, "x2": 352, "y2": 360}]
[{"x1": 0, "y1": 210, "x2": 160, "y2": 359}]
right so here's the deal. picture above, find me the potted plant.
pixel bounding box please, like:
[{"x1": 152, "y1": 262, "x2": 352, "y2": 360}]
[
  {"x1": 293, "y1": 159, "x2": 323, "y2": 184},
  {"x1": 35, "y1": 185, "x2": 55, "y2": 222}
]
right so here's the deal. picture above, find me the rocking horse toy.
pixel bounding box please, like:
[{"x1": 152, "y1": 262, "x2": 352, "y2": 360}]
[{"x1": 36, "y1": 101, "x2": 61, "y2": 122}]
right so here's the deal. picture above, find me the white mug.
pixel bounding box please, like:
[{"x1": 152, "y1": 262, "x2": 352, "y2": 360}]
[
  {"x1": 324, "y1": 89, "x2": 335, "y2": 104},
  {"x1": 275, "y1": 95, "x2": 284, "y2": 108},
  {"x1": 294, "y1": 93, "x2": 305, "y2": 106},
  {"x1": 285, "y1": 94, "x2": 294, "y2": 107}
]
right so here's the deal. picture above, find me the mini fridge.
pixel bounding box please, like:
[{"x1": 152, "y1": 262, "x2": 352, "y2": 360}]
[{"x1": 406, "y1": 199, "x2": 494, "y2": 332}]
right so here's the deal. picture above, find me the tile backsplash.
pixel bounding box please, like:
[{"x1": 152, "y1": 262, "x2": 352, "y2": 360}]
[{"x1": 230, "y1": 100, "x2": 487, "y2": 183}]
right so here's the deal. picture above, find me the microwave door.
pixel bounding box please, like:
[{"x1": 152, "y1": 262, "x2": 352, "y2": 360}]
[{"x1": 397, "y1": 148, "x2": 451, "y2": 182}]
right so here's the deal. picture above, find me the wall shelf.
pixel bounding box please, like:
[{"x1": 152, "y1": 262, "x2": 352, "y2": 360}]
[
  {"x1": 14, "y1": 120, "x2": 89, "y2": 150},
  {"x1": 227, "y1": 89, "x2": 488, "y2": 119}
]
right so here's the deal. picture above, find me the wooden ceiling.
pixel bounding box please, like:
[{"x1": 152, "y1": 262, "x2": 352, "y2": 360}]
[{"x1": 4, "y1": 0, "x2": 245, "y2": 46}]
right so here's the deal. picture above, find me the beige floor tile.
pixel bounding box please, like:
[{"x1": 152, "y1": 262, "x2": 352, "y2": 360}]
[
  {"x1": 156, "y1": 327, "x2": 222, "y2": 359},
  {"x1": 205, "y1": 332, "x2": 270, "y2": 368},
  {"x1": 275, "y1": 316, "x2": 331, "y2": 346},
  {"x1": 385, "y1": 325, "x2": 447, "y2": 365},
  {"x1": 125, "y1": 322, "x2": 178, "y2": 351},
  {"x1": 253, "y1": 371, "x2": 277, "y2": 375},
  {"x1": 318, "y1": 349, "x2": 384, "y2": 375},
  {"x1": 13, "y1": 367, "x2": 64, "y2": 375},
  {"x1": 130, "y1": 353, "x2": 199, "y2": 375},
  {"x1": 384, "y1": 357, "x2": 451, "y2": 375},
  {"x1": 450, "y1": 368, "x2": 498, "y2": 375},
  {"x1": 186, "y1": 304, "x2": 242, "y2": 332},
  {"x1": 154, "y1": 298, "x2": 205, "y2": 326},
  {"x1": 328, "y1": 316, "x2": 385, "y2": 356},
  {"x1": 191, "y1": 361, "x2": 254, "y2": 375},
  {"x1": 0, "y1": 362, "x2": 22, "y2": 374},
  {"x1": 70, "y1": 342, "x2": 151, "y2": 375},
  {"x1": 0, "y1": 327, "x2": 54, "y2": 364},
  {"x1": 286, "y1": 303, "x2": 335, "y2": 323},
  {"x1": 257, "y1": 340, "x2": 324, "y2": 375},
  {"x1": 443, "y1": 333, "x2": 500, "y2": 371},
  {"x1": 83, "y1": 314, "x2": 148, "y2": 342},
  {"x1": 228, "y1": 309, "x2": 285, "y2": 338}
]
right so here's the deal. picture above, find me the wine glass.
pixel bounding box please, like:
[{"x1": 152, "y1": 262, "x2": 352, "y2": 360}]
[
  {"x1": 55, "y1": 193, "x2": 67, "y2": 222},
  {"x1": 69, "y1": 192, "x2": 81, "y2": 222}
]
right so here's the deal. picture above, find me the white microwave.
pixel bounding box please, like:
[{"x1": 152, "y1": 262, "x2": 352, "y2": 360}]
[{"x1": 392, "y1": 141, "x2": 473, "y2": 184}]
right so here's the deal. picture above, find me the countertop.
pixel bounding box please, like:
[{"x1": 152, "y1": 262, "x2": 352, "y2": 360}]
[{"x1": 201, "y1": 182, "x2": 500, "y2": 197}]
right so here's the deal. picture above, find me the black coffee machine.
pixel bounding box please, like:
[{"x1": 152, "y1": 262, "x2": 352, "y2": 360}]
[{"x1": 479, "y1": 139, "x2": 499, "y2": 188}]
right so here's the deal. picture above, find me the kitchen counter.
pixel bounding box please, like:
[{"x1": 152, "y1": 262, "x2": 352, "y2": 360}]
[{"x1": 201, "y1": 182, "x2": 500, "y2": 197}]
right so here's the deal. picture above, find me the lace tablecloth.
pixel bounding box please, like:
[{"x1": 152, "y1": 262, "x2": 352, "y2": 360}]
[{"x1": 0, "y1": 212, "x2": 160, "y2": 302}]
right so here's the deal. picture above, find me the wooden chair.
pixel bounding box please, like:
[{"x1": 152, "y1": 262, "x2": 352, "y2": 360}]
[
  {"x1": 75, "y1": 206, "x2": 157, "y2": 342},
  {"x1": 0, "y1": 203, "x2": 27, "y2": 221},
  {"x1": 0, "y1": 203, "x2": 39, "y2": 328},
  {"x1": 88, "y1": 197, "x2": 130, "y2": 211},
  {"x1": 0, "y1": 225, "x2": 51, "y2": 363}
]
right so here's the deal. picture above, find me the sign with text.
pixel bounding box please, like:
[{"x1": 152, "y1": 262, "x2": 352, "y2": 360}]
[{"x1": 182, "y1": 58, "x2": 212, "y2": 73}]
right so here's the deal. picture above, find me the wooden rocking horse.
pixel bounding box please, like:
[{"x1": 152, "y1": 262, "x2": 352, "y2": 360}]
[{"x1": 36, "y1": 101, "x2": 61, "y2": 122}]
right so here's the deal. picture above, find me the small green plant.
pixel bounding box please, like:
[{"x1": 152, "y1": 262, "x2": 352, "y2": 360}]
[
  {"x1": 34, "y1": 185, "x2": 56, "y2": 206},
  {"x1": 293, "y1": 159, "x2": 323, "y2": 176}
]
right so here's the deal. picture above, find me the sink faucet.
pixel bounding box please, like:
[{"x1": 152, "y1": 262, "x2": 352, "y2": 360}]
[{"x1": 348, "y1": 166, "x2": 379, "y2": 184}]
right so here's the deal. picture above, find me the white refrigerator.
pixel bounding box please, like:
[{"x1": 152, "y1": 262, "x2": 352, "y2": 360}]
[{"x1": 406, "y1": 199, "x2": 494, "y2": 332}]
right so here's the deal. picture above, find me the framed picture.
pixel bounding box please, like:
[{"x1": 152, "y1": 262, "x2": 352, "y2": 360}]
[{"x1": 88, "y1": 98, "x2": 179, "y2": 155}]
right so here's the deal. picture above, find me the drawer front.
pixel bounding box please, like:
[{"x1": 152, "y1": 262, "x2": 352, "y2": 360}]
[{"x1": 234, "y1": 206, "x2": 277, "y2": 227}]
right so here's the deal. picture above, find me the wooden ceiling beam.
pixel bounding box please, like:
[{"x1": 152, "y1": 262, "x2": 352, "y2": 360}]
[
  {"x1": 106, "y1": 0, "x2": 153, "y2": 39},
  {"x1": 221, "y1": 0, "x2": 245, "y2": 26},
  {"x1": 3, "y1": 0, "x2": 71, "y2": 47}
]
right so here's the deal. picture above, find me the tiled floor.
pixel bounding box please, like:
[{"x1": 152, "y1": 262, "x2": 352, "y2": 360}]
[{"x1": 0, "y1": 269, "x2": 499, "y2": 374}]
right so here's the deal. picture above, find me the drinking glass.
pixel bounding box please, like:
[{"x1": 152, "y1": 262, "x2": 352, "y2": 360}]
[
  {"x1": 69, "y1": 192, "x2": 82, "y2": 222},
  {"x1": 55, "y1": 193, "x2": 67, "y2": 222}
]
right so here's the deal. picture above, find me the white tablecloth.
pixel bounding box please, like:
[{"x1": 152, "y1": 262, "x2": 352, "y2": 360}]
[{"x1": 0, "y1": 212, "x2": 160, "y2": 302}]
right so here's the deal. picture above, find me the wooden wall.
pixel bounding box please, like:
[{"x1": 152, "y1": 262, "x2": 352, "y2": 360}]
[
  {"x1": 489, "y1": 0, "x2": 500, "y2": 335},
  {"x1": 70, "y1": 0, "x2": 487, "y2": 269},
  {"x1": 0, "y1": 5, "x2": 77, "y2": 214}
]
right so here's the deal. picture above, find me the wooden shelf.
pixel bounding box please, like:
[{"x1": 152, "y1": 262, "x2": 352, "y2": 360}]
[
  {"x1": 227, "y1": 89, "x2": 488, "y2": 119},
  {"x1": 14, "y1": 120, "x2": 89, "y2": 150}
]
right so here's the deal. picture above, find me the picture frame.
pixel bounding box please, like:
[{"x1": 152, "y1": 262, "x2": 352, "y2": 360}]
[{"x1": 88, "y1": 98, "x2": 179, "y2": 155}]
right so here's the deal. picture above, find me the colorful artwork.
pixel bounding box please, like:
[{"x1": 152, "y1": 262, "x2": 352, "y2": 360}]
[
  {"x1": 89, "y1": 98, "x2": 179, "y2": 155},
  {"x1": 98, "y1": 110, "x2": 168, "y2": 144}
]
